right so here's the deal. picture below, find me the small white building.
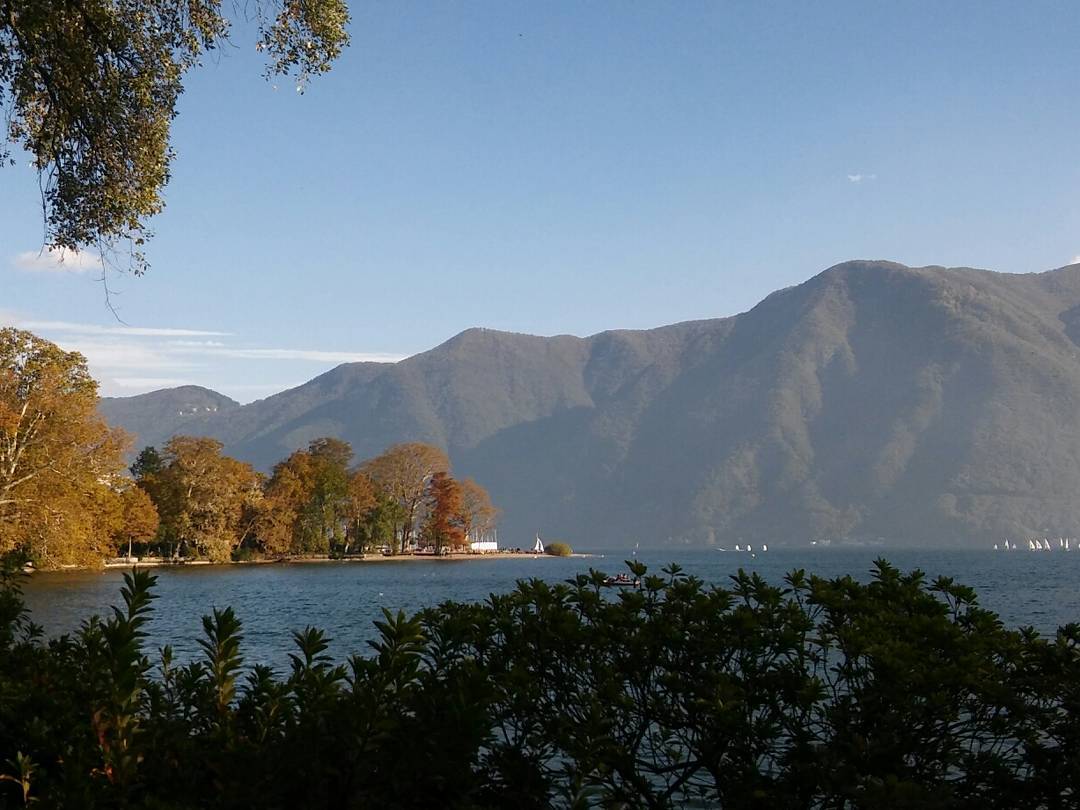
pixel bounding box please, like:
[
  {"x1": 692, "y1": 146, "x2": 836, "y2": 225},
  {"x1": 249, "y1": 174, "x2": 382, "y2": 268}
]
[{"x1": 469, "y1": 528, "x2": 498, "y2": 553}]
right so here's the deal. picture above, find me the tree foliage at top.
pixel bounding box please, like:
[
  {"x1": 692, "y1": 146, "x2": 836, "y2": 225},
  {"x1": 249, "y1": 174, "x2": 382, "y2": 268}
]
[{"x1": 0, "y1": 0, "x2": 350, "y2": 273}]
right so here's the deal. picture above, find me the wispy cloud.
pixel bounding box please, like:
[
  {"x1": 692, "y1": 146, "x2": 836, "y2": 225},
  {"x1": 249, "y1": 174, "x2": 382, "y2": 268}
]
[
  {"x1": 847, "y1": 173, "x2": 877, "y2": 184},
  {"x1": 168, "y1": 339, "x2": 227, "y2": 347},
  {"x1": 58, "y1": 339, "x2": 200, "y2": 372},
  {"x1": 17, "y1": 319, "x2": 231, "y2": 338},
  {"x1": 12, "y1": 247, "x2": 102, "y2": 274},
  {"x1": 212, "y1": 348, "x2": 405, "y2": 363},
  {"x1": 1, "y1": 313, "x2": 406, "y2": 401}
]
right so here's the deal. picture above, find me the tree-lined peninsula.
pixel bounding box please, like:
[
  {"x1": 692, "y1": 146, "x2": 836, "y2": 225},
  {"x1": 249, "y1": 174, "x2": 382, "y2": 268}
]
[{"x1": 0, "y1": 328, "x2": 496, "y2": 568}]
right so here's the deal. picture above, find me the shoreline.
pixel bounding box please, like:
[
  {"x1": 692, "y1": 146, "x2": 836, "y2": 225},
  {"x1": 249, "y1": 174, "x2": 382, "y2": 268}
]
[{"x1": 22, "y1": 551, "x2": 596, "y2": 574}]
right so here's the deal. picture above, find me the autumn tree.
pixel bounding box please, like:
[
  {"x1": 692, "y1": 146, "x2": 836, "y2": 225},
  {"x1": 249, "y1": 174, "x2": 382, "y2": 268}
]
[
  {"x1": 255, "y1": 438, "x2": 353, "y2": 555},
  {"x1": 302, "y1": 438, "x2": 352, "y2": 553},
  {"x1": 0, "y1": 328, "x2": 130, "y2": 566},
  {"x1": 351, "y1": 492, "x2": 405, "y2": 553},
  {"x1": 0, "y1": 0, "x2": 349, "y2": 273},
  {"x1": 422, "y1": 472, "x2": 465, "y2": 553},
  {"x1": 256, "y1": 454, "x2": 310, "y2": 556},
  {"x1": 343, "y1": 470, "x2": 377, "y2": 554},
  {"x1": 360, "y1": 442, "x2": 450, "y2": 554},
  {"x1": 458, "y1": 478, "x2": 497, "y2": 544},
  {"x1": 153, "y1": 436, "x2": 260, "y2": 563},
  {"x1": 114, "y1": 485, "x2": 160, "y2": 558}
]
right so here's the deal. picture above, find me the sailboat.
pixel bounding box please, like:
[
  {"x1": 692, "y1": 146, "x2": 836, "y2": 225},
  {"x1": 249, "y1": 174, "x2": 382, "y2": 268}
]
[
  {"x1": 735, "y1": 544, "x2": 742, "y2": 551},
  {"x1": 762, "y1": 543, "x2": 768, "y2": 552},
  {"x1": 532, "y1": 534, "x2": 545, "y2": 554}
]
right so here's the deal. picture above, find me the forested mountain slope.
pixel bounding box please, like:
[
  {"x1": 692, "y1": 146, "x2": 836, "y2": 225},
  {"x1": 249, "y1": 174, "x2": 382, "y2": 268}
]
[{"x1": 101, "y1": 260, "x2": 1080, "y2": 547}]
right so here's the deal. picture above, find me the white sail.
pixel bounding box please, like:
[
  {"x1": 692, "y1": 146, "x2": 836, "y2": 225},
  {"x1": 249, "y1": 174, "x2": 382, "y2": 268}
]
[
  {"x1": 1029, "y1": 539, "x2": 1037, "y2": 550},
  {"x1": 735, "y1": 544, "x2": 741, "y2": 551},
  {"x1": 532, "y1": 534, "x2": 544, "y2": 554},
  {"x1": 762, "y1": 543, "x2": 768, "y2": 552}
]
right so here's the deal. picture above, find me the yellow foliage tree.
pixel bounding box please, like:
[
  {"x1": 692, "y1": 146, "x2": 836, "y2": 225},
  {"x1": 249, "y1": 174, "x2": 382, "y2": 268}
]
[
  {"x1": 115, "y1": 485, "x2": 160, "y2": 558},
  {"x1": 0, "y1": 328, "x2": 129, "y2": 567},
  {"x1": 154, "y1": 436, "x2": 260, "y2": 563},
  {"x1": 458, "y1": 477, "x2": 498, "y2": 547}
]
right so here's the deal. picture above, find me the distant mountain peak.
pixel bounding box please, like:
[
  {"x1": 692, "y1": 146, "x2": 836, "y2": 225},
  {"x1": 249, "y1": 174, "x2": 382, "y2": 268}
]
[{"x1": 100, "y1": 260, "x2": 1080, "y2": 548}]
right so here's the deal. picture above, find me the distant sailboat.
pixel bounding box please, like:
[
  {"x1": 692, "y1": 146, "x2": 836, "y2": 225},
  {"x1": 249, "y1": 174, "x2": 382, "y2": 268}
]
[
  {"x1": 993, "y1": 543, "x2": 999, "y2": 550},
  {"x1": 532, "y1": 534, "x2": 545, "y2": 554},
  {"x1": 735, "y1": 544, "x2": 742, "y2": 551},
  {"x1": 762, "y1": 543, "x2": 768, "y2": 552},
  {"x1": 1029, "y1": 539, "x2": 1037, "y2": 550}
]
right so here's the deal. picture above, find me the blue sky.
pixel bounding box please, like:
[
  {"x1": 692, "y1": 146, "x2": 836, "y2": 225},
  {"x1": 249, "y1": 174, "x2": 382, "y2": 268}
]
[{"x1": 3, "y1": 1, "x2": 1079, "y2": 401}]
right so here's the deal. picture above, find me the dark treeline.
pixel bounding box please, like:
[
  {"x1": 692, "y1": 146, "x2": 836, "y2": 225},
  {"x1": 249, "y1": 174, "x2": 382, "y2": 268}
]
[{"x1": 1, "y1": 560, "x2": 1078, "y2": 807}]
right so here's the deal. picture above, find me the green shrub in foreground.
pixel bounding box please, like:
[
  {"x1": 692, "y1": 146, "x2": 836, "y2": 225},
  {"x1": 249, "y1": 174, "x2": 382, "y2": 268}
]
[{"x1": 1, "y1": 560, "x2": 1078, "y2": 808}]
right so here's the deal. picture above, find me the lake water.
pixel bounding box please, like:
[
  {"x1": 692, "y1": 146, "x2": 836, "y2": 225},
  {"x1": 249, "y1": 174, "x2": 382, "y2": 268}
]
[{"x1": 19, "y1": 548, "x2": 1080, "y2": 673}]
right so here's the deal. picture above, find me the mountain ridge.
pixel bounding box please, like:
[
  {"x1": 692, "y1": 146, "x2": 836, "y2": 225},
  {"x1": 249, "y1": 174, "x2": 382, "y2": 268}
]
[{"x1": 100, "y1": 260, "x2": 1080, "y2": 548}]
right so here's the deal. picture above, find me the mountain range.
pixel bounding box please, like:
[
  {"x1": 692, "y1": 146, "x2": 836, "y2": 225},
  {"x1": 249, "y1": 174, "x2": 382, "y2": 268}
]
[{"x1": 99, "y1": 260, "x2": 1080, "y2": 548}]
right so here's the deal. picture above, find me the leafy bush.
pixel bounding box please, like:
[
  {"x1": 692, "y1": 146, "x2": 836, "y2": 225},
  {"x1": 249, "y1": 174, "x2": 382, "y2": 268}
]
[
  {"x1": 1, "y1": 560, "x2": 1079, "y2": 807},
  {"x1": 544, "y1": 541, "x2": 573, "y2": 557}
]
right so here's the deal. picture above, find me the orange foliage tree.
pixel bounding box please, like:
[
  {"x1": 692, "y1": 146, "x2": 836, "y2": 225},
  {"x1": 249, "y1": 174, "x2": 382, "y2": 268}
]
[{"x1": 422, "y1": 472, "x2": 465, "y2": 552}]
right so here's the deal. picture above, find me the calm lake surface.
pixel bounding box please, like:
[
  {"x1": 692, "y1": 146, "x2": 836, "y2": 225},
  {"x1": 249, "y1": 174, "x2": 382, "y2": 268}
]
[{"x1": 20, "y1": 548, "x2": 1080, "y2": 672}]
